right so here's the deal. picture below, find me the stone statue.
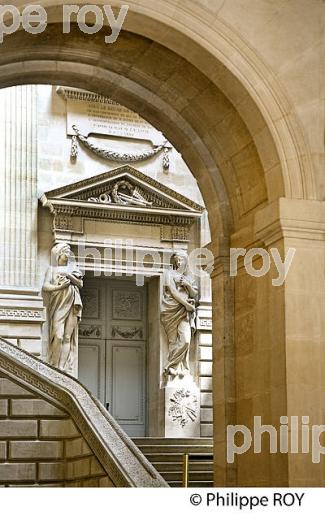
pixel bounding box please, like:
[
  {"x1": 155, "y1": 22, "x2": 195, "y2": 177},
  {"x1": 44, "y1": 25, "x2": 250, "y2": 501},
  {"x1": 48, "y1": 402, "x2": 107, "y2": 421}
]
[
  {"x1": 161, "y1": 250, "x2": 198, "y2": 378},
  {"x1": 43, "y1": 243, "x2": 83, "y2": 375}
]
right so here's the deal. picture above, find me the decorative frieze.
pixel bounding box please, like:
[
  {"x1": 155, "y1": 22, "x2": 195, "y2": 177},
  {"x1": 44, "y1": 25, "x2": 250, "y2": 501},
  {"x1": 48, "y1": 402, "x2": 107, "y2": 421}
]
[
  {"x1": 160, "y1": 225, "x2": 190, "y2": 242},
  {"x1": 54, "y1": 214, "x2": 73, "y2": 231},
  {"x1": 0, "y1": 309, "x2": 44, "y2": 322}
]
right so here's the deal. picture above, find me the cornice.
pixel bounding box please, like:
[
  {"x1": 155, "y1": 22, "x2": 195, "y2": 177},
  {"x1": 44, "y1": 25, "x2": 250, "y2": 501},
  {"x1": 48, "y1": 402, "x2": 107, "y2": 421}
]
[{"x1": 57, "y1": 86, "x2": 114, "y2": 105}]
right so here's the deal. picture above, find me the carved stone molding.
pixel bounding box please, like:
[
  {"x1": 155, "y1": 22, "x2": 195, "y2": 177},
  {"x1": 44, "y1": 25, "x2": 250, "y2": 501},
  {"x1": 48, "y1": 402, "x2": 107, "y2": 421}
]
[
  {"x1": 73, "y1": 125, "x2": 166, "y2": 164},
  {"x1": 41, "y1": 165, "x2": 204, "y2": 212},
  {"x1": 111, "y1": 326, "x2": 143, "y2": 340},
  {"x1": 113, "y1": 290, "x2": 142, "y2": 320},
  {"x1": 0, "y1": 308, "x2": 45, "y2": 322},
  {"x1": 197, "y1": 317, "x2": 212, "y2": 330},
  {"x1": 0, "y1": 338, "x2": 167, "y2": 487},
  {"x1": 41, "y1": 166, "x2": 203, "y2": 247},
  {"x1": 53, "y1": 206, "x2": 193, "y2": 230},
  {"x1": 57, "y1": 86, "x2": 113, "y2": 104},
  {"x1": 54, "y1": 214, "x2": 73, "y2": 230},
  {"x1": 79, "y1": 324, "x2": 102, "y2": 338},
  {"x1": 88, "y1": 179, "x2": 153, "y2": 208},
  {"x1": 161, "y1": 225, "x2": 190, "y2": 242}
]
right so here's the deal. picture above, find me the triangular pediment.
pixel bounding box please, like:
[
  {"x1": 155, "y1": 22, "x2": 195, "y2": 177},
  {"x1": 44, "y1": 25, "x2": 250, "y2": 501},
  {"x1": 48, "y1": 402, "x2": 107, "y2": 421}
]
[{"x1": 41, "y1": 165, "x2": 204, "y2": 214}]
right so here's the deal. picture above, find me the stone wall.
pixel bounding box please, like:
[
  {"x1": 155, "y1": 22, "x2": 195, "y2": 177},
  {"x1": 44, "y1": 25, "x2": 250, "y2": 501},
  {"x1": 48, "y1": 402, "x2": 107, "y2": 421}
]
[
  {"x1": 36, "y1": 85, "x2": 206, "y2": 210},
  {"x1": 0, "y1": 372, "x2": 113, "y2": 487},
  {"x1": 0, "y1": 82, "x2": 213, "y2": 441}
]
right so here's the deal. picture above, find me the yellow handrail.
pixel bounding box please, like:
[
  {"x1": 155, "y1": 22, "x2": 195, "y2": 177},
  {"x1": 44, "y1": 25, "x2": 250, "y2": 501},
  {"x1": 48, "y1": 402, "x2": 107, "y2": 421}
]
[
  {"x1": 182, "y1": 453, "x2": 189, "y2": 487},
  {"x1": 182, "y1": 452, "x2": 214, "y2": 487}
]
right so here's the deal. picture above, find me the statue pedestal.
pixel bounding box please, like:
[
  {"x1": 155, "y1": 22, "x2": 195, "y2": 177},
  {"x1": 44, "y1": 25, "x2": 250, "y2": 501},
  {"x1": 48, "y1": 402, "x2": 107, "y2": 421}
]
[{"x1": 164, "y1": 375, "x2": 200, "y2": 438}]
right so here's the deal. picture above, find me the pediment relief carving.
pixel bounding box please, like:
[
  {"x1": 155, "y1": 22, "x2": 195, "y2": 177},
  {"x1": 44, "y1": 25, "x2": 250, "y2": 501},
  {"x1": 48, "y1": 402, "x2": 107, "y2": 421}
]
[
  {"x1": 40, "y1": 166, "x2": 203, "y2": 241},
  {"x1": 41, "y1": 165, "x2": 204, "y2": 214},
  {"x1": 83, "y1": 179, "x2": 157, "y2": 209}
]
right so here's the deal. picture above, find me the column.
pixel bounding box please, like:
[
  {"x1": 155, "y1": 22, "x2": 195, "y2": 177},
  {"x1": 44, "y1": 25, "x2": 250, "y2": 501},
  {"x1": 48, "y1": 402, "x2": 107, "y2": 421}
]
[{"x1": 0, "y1": 85, "x2": 45, "y2": 355}]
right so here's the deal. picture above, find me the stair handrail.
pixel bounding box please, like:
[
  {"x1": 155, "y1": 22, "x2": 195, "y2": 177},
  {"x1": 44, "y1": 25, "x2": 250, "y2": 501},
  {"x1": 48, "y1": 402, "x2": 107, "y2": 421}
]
[
  {"x1": 0, "y1": 337, "x2": 168, "y2": 487},
  {"x1": 182, "y1": 452, "x2": 214, "y2": 487}
]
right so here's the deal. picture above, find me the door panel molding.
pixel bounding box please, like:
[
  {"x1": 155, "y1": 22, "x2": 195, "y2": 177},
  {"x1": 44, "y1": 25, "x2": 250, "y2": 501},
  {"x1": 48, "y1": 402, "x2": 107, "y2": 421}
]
[
  {"x1": 79, "y1": 277, "x2": 147, "y2": 437},
  {"x1": 111, "y1": 343, "x2": 145, "y2": 423},
  {"x1": 78, "y1": 339, "x2": 105, "y2": 402}
]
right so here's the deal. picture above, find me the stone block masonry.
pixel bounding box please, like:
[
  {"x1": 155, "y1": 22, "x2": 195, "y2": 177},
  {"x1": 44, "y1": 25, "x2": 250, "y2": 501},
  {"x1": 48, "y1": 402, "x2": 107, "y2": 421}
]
[
  {"x1": 197, "y1": 306, "x2": 213, "y2": 438},
  {"x1": 0, "y1": 373, "x2": 114, "y2": 487}
]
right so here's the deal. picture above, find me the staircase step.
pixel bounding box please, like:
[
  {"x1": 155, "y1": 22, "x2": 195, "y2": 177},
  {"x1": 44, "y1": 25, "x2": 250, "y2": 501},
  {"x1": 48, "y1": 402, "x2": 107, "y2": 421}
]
[
  {"x1": 138, "y1": 445, "x2": 213, "y2": 455},
  {"x1": 143, "y1": 453, "x2": 186, "y2": 463},
  {"x1": 143, "y1": 453, "x2": 213, "y2": 463},
  {"x1": 133, "y1": 437, "x2": 214, "y2": 488},
  {"x1": 169, "y1": 481, "x2": 214, "y2": 488},
  {"x1": 133, "y1": 437, "x2": 212, "y2": 446},
  {"x1": 153, "y1": 462, "x2": 213, "y2": 472},
  {"x1": 160, "y1": 470, "x2": 214, "y2": 481}
]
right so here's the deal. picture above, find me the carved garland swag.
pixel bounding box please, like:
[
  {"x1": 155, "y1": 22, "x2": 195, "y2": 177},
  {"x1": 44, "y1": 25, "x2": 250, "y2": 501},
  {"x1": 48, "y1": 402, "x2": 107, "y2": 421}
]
[{"x1": 71, "y1": 126, "x2": 170, "y2": 171}]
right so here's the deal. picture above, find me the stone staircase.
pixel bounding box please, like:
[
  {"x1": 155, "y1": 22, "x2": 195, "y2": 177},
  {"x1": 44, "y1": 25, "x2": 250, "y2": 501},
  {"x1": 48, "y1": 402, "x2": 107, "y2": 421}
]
[
  {"x1": 0, "y1": 338, "x2": 168, "y2": 487},
  {"x1": 133, "y1": 437, "x2": 213, "y2": 487}
]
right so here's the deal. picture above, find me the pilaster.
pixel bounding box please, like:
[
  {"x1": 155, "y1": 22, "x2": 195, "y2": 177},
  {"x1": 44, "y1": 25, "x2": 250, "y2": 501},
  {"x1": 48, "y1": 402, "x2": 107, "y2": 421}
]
[{"x1": 0, "y1": 86, "x2": 45, "y2": 354}]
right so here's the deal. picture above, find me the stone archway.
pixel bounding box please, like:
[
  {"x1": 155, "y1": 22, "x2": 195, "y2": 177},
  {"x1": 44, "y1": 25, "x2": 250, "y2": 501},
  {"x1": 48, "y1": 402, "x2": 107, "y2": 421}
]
[{"x1": 0, "y1": 5, "x2": 324, "y2": 487}]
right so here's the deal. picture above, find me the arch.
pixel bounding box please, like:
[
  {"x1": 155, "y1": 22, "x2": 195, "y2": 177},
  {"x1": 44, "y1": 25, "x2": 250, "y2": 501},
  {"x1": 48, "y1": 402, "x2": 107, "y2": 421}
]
[
  {"x1": 11, "y1": 0, "x2": 316, "y2": 201},
  {"x1": 0, "y1": 8, "x2": 315, "y2": 487}
]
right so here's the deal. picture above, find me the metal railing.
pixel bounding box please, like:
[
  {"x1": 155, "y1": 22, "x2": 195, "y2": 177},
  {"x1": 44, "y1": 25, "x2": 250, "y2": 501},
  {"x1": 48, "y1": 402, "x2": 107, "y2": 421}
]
[{"x1": 182, "y1": 453, "x2": 213, "y2": 487}]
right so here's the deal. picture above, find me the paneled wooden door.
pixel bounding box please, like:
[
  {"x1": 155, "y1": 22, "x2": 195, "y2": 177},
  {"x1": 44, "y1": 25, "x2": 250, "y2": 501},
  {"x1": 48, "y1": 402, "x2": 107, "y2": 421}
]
[{"x1": 78, "y1": 278, "x2": 147, "y2": 436}]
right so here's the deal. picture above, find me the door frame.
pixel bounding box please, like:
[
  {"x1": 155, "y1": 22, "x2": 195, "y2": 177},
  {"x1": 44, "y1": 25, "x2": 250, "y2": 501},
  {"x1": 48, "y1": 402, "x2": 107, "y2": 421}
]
[{"x1": 79, "y1": 275, "x2": 149, "y2": 436}]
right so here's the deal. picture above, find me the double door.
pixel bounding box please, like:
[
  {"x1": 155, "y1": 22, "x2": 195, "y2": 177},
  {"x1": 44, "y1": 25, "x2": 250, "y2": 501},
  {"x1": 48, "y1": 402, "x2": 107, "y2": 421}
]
[{"x1": 78, "y1": 278, "x2": 147, "y2": 437}]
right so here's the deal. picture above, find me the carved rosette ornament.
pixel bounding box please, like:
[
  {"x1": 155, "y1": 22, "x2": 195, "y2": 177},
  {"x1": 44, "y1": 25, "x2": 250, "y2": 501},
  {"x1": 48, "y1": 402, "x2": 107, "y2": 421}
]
[{"x1": 168, "y1": 388, "x2": 198, "y2": 427}]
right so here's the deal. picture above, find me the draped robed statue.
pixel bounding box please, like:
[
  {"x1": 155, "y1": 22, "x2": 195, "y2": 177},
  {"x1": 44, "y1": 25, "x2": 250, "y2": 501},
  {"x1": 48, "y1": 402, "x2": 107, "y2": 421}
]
[
  {"x1": 161, "y1": 250, "x2": 198, "y2": 379},
  {"x1": 43, "y1": 243, "x2": 83, "y2": 375}
]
